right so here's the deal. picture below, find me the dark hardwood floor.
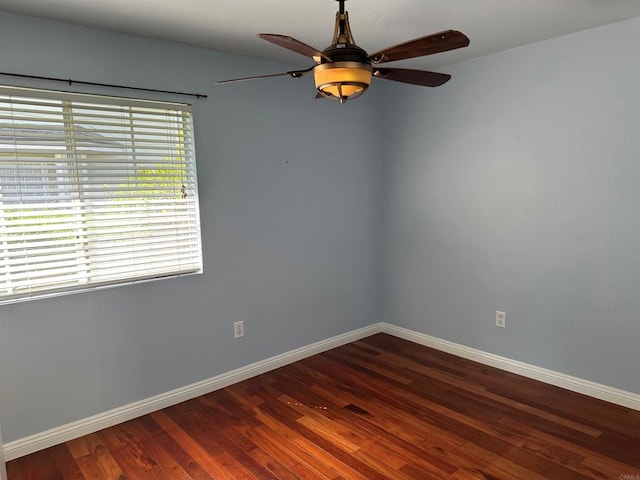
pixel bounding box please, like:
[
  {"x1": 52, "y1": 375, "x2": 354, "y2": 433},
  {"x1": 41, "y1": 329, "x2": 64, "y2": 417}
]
[{"x1": 7, "y1": 333, "x2": 640, "y2": 479}]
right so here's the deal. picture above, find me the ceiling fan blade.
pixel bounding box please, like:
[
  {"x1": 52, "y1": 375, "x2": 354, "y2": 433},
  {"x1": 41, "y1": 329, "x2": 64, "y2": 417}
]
[
  {"x1": 258, "y1": 34, "x2": 331, "y2": 63},
  {"x1": 368, "y1": 30, "x2": 469, "y2": 64},
  {"x1": 373, "y1": 68, "x2": 451, "y2": 87},
  {"x1": 216, "y1": 67, "x2": 312, "y2": 84}
]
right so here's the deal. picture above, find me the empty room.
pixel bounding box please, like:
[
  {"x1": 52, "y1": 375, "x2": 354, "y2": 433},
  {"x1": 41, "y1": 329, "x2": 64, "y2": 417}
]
[{"x1": 1, "y1": 1, "x2": 640, "y2": 479}]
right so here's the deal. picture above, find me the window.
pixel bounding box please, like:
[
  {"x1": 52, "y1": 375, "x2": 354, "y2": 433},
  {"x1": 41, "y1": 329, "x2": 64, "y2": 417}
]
[{"x1": 0, "y1": 86, "x2": 203, "y2": 303}]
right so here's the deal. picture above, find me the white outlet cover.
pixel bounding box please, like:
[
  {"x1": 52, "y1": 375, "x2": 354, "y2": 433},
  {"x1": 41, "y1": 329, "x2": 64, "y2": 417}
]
[
  {"x1": 496, "y1": 311, "x2": 506, "y2": 328},
  {"x1": 234, "y1": 321, "x2": 244, "y2": 338}
]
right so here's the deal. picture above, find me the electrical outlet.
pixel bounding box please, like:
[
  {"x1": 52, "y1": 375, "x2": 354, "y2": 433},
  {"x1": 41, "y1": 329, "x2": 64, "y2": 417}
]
[
  {"x1": 234, "y1": 320, "x2": 244, "y2": 338},
  {"x1": 496, "y1": 311, "x2": 506, "y2": 328}
]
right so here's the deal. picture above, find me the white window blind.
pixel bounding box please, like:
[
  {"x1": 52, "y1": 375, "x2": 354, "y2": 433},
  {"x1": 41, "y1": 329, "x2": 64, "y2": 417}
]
[{"x1": 0, "y1": 86, "x2": 203, "y2": 303}]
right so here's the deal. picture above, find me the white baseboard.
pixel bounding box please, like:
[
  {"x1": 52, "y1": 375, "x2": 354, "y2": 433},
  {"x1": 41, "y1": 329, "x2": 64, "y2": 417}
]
[
  {"x1": 380, "y1": 323, "x2": 640, "y2": 412},
  {"x1": 5, "y1": 322, "x2": 640, "y2": 461},
  {"x1": 2, "y1": 324, "x2": 381, "y2": 461}
]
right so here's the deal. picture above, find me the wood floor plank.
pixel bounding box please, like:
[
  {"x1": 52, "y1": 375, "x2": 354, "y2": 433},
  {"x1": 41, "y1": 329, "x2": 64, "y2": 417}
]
[
  {"x1": 290, "y1": 436, "x2": 370, "y2": 480},
  {"x1": 7, "y1": 333, "x2": 640, "y2": 479},
  {"x1": 65, "y1": 433, "x2": 104, "y2": 460},
  {"x1": 151, "y1": 430, "x2": 216, "y2": 480},
  {"x1": 5, "y1": 462, "x2": 24, "y2": 480},
  {"x1": 150, "y1": 410, "x2": 239, "y2": 479},
  {"x1": 75, "y1": 450, "x2": 123, "y2": 480},
  {"x1": 45, "y1": 444, "x2": 87, "y2": 480},
  {"x1": 240, "y1": 425, "x2": 330, "y2": 480}
]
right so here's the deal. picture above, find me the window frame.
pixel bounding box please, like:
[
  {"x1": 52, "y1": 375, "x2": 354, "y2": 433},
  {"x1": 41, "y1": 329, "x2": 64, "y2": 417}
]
[{"x1": 0, "y1": 85, "x2": 203, "y2": 304}]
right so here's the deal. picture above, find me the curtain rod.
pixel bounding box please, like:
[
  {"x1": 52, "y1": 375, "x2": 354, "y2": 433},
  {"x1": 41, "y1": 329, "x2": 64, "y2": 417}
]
[{"x1": 0, "y1": 72, "x2": 208, "y2": 99}]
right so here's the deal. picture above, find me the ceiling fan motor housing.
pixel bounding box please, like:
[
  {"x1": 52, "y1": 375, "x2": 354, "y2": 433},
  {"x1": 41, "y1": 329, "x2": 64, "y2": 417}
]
[{"x1": 320, "y1": 44, "x2": 368, "y2": 63}]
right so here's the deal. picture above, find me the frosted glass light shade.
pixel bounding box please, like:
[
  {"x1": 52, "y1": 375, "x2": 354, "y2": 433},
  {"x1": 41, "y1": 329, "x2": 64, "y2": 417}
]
[{"x1": 314, "y1": 62, "x2": 372, "y2": 103}]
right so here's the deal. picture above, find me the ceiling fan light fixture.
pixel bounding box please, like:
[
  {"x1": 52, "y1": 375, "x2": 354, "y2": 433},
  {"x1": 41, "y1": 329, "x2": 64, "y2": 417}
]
[
  {"x1": 218, "y1": 1, "x2": 470, "y2": 99},
  {"x1": 313, "y1": 62, "x2": 372, "y2": 103}
]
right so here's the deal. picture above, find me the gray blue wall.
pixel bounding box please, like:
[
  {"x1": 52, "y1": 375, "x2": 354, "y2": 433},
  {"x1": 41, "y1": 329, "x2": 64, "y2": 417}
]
[
  {"x1": 382, "y1": 17, "x2": 640, "y2": 393},
  {"x1": 0, "y1": 12, "x2": 382, "y2": 442},
  {"x1": 0, "y1": 416, "x2": 5, "y2": 480}
]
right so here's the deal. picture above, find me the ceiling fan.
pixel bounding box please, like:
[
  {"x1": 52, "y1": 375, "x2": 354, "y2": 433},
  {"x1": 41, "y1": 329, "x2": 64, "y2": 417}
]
[{"x1": 217, "y1": 0, "x2": 470, "y2": 103}]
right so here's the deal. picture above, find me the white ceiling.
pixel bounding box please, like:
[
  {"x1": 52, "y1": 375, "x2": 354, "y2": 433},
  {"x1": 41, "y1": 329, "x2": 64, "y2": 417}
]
[{"x1": 2, "y1": 0, "x2": 640, "y2": 70}]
